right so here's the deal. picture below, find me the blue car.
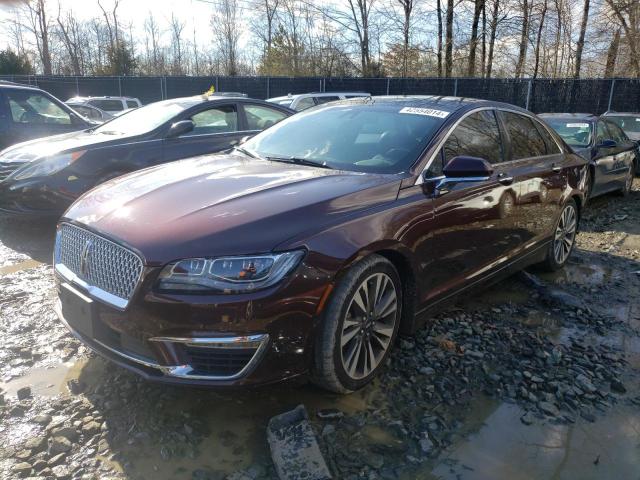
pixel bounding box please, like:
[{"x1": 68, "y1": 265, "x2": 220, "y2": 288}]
[{"x1": 540, "y1": 113, "x2": 637, "y2": 201}]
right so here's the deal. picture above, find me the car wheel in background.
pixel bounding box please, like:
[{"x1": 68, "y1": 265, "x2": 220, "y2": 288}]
[
  {"x1": 540, "y1": 199, "x2": 578, "y2": 272},
  {"x1": 313, "y1": 254, "x2": 402, "y2": 393},
  {"x1": 619, "y1": 164, "x2": 635, "y2": 197}
]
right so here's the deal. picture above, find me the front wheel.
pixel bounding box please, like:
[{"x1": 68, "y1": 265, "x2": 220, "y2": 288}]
[
  {"x1": 539, "y1": 199, "x2": 578, "y2": 272},
  {"x1": 313, "y1": 255, "x2": 402, "y2": 393}
]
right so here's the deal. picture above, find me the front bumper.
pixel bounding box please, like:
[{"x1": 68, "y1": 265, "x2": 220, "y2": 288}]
[{"x1": 54, "y1": 256, "x2": 332, "y2": 387}]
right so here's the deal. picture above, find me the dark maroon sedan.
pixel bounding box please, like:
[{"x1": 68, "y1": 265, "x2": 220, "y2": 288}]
[{"x1": 54, "y1": 97, "x2": 587, "y2": 392}]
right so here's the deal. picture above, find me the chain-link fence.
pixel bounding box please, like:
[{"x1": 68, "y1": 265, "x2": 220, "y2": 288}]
[{"x1": 2, "y1": 74, "x2": 639, "y2": 114}]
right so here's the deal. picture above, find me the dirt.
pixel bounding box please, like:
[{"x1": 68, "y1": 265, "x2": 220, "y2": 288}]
[{"x1": 0, "y1": 182, "x2": 638, "y2": 480}]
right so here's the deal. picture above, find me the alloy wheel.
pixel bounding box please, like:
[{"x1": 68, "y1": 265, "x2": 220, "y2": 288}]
[
  {"x1": 340, "y1": 272, "x2": 398, "y2": 380},
  {"x1": 553, "y1": 204, "x2": 577, "y2": 265}
]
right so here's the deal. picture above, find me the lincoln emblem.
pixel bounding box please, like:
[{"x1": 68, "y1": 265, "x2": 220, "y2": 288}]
[{"x1": 80, "y1": 240, "x2": 93, "y2": 277}]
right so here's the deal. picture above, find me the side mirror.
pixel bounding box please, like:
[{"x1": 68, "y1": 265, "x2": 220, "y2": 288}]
[
  {"x1": 443, "y1": 156, "x2": 494, "y2": 178},
  {"x1": 166, "y1": 120, "x2": 195, "y2": 139},
  {"x1": 597, "y1": 139, "x2": 617, "y2": 149},
  {"x1": 423, "y1": 156, "x2": 493, "y2": 198}
]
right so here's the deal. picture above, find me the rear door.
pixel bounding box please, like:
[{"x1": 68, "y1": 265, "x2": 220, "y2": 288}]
[
  {"x1": 239, "y1": 103, "x2": 290, "y2": 136},
  {"x1": 603, "y1": 120, "x2": 635, "y2": 185},
  {"x1": 593, "y1": 120, "x2": 621, "y2": 194},
  {"x1": 497, "y1": 110, "x2": 564, "y2": 244},
  {"x1": 2, "y1": 88, "x2": 85, "y2": 147},
  {"x1": 415, "y1": 109, "x2": 523, "y2": 302},
  {"x1": 162, "y1": 102, "x2": 244, "y2": 162}
]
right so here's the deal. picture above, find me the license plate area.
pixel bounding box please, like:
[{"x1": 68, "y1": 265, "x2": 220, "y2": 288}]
[{"x1": 60, "y1": 283, "x2": 96, "y2": 338}]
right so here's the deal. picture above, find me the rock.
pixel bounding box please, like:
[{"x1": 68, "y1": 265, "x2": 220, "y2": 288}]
[
  {"x1": 610, "y1": 379, "x2": 627, "y2": 394},
  {"x1": 580, "y1": 411, "x2": 596, "y2": 423},
  {"x1": 49, "y1": 436, "x2": 72, "y2": 455},
  {"x1": 10, "y1": 405, "x2": 25, "y2": 417},
  {"x1": 576, "y1": 374, "x2": 597, "y2": 394},
  {"x1": 419, "y1": 367, "x2": 435, "y2": 375},
  {"x1": 419, "y1": 434, "x2": 434, "y2": 454},
  {"x1": 50, "y1": 426, "x2": 78, "y2": 443},
  {"x1": 24, "y1": 436, "x2": 47, "y2": 453},
  {"x1": 67, "y1": 379, "x2": 85, "y2": 395},
  {"x1": 82, "y1": 421, "x2": 101, "y2": 436},
  {"x1": 520, "y1": 411, "x2": 535, "y2": 425},
  {"x1": 539, "y1": 401, "x2": 560, "y2": 417},
  {"x1": 47, "y1": 453, "x2": 67, "y2": 467},
  {"x1": 17, "y1": 386, "x2": 32, "y2": 400},
  {"x1": 316, "y1": 408, "x2": 343, "y2": 421},
  {"x1": 33, "y1": 414, "x2": 52, "y2": 426},
  {"x1": 51, "y1": 465, "x2": 71, "y2": 479},
  {"x1": 11, "y1": 462, "x2": 32, "y2": 477}
]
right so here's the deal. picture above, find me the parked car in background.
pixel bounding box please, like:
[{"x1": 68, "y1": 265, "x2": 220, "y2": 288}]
[
  {"x1": 66, "y1": 96, "x2": 142, "y2": 115},
  {"x1": 267, "y1": 91, "x2": 370, "y2": 111},
  {"x1": 540, "y1": 113, "x2": 637, "y2": 200},
  {"x1": 65, "y1": 101, "x2": 114, "y2": 123},
  {"x1": 601, "y1": 111, "x2": 640, "y2": 142},
  {"x1": 0, "y1": 96, "x2": 293, "y2": 216},
  {"x1": 0, "y1": 81, "x2": 91, "y2": 151},
  {"x1": 54, "y1": 96, "x2": 586, "y2": 392}
]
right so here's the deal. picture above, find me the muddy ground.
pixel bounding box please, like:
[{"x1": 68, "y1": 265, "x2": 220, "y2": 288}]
[{"x1": 0, "y1": 183, "x2": 639, "y2": 480}]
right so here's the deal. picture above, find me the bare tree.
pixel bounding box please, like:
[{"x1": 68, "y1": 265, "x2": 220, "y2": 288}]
[
  {"x1": 573, "y1": 0, "x2": 590, "y2": 78},
  {"x1": 444, "y1": 0, "x2": 454, "y2": 77},
  {"x1": 437, "y1": 0, "x2": 443, "y2": 76},
  {"x1": 169, "y1": 13, "x2": 185, "y2": 74},
  {"x1": 515, "y1": 0, "x2": 530, "y2": 78},
  {"x1": 604, "y1": 28, "x2": 620, "y2": 77},
  {"x1": 532, "y1": 0, "x2": 548, "y2": 78},
  {"x1": 485, "y1": 0, "x2": 500, "y2": 78},
  {"x1": 468, "y1": 0, "x2": 485, "y2": 76},
  {"x1": 24, "y1": 0, "x2": 53, "y2": 74},
  {"x1": 212, "y1": 0, "x2": 241, "y2": 75}
]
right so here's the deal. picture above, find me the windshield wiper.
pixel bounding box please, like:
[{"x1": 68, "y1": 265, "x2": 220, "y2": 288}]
[
  {"x1": 234, "y1": 146, "x2": 261, "y2": 159},
  {"x1": 265, "y1": 156, "x2": 332, "y2": 169}
]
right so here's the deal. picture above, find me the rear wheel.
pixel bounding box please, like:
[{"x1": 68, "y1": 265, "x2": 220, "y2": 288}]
[
  {"x1": 313, "y1": 255, "x2": 402, "y2": 393},
  {"x1": 540, "y1": 199, "x2": 578, "y2": 272}
]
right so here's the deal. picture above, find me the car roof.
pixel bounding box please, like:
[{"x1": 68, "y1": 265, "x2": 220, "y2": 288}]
[
  {"x1": 602, "y1": 111, "x2": 640, "y2": 116},
  {"x1": 0, "y1": 81, "x2": 44, "y2": 92},
  {"x1": 142, "y1": 95, "x2": 294, "y2": 110},
  {"x1": 324, "y1": 95, "x2": 532, "y2": 115},
  {"x1": 267, "y1": 92, "x2": 370, "y2": 101},
  {"x1": 539, "y1": 112, "x2": 598, "y2": 120}
]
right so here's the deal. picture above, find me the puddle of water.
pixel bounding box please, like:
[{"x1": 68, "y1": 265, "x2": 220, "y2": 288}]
[
  {"x1": 0, "y1": 359, "x2": 87, "y2": 398},
  {"x1": 542, "y1": 262, "x2": 618, "y2": 287},
  {"x1": 0, "y1": 259, "x2": 43, "y2": 276},
  {"x1": 429, "y1": 400, "x2": 640, "y2": 480}
]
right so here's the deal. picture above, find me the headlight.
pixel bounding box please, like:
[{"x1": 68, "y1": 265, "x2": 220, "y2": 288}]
[
  {"x1": 12, "y1": 150, "x2": 86, "y2": 180},
  {"x1": 156, "y1": 250, "x2": 305, "y2": 293}
]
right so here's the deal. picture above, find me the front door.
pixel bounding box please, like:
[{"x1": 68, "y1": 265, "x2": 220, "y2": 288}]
[
  {"x1": 162, "y1": 103, "x2": 245, "y2": 162},
  {"x1": 409, "y1": 109, "x2": 523, "y2": 305}
]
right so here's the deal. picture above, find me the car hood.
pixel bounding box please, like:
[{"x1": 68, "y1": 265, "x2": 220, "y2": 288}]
[
  {"x1": 0, "y1": 129, "x2": 137, "y2": 163},
  {"x1": 63, "y1": 154, "x2": 402, "y2": 264},
  {"x1": 625, "y1": 132, "x2": 640, "y2": 142},
  {"x1": 571, "y1": 146, "x2": 591, "y2": 161}
]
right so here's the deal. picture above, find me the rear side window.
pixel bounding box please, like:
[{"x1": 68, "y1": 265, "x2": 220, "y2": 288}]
[
  {"x1": 294, "y1": 97, "x2": 315, "y2": 111},
  {"x1": 89, "y1": 99, "x2": 124, "y2": 111},
  {"x1": 596, "y1": 121, "x2": 609, "y2": 144},
  {"x1": 442, "y1": 110, "x2": 503, "y2": 165},
  {"x1": 533, "y1": 119, "x2": 562, "y2": 154},
  {"x1": 126, "y1": 100, "x2": 139, "y2": 108},
  {"x1": 244, "y1": 105, "x2": 288, "y2": 130},
  {"x1": 315, "y1": 96, "x2": 340, "y2": 105},
  {"x1": 502, "y1": 112, "x2": 547, "y2": 159}
]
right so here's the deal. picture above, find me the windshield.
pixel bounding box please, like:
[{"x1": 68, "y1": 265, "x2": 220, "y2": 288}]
[
  {"x1": 94, "y1": 100, "x2": 190, "y2": 135},
  {"x1": 607, "y1": 115, "x2": 640, "y2": 133},
  {"x1": 243, "y1": 104, "x2": 446, "y2": 174},
  {"x1": 544, "y1": 118, "x2": 592, "y2": 148}
]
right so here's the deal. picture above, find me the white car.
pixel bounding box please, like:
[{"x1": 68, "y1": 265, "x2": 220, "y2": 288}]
[
  {"x1": 65, "y1": 96, "x2": 142, "y2": 115},
  {"x1": 267, "y1": 92, "x2": 370, "y2": 112}
]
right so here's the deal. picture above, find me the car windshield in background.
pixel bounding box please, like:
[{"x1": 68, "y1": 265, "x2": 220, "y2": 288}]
[
  {"x1": 93, "y1": 100, "x2": 189, "y2": 135},
  {"x1": 544, "y1": 119, "x2": 592, "y2": 147},
  {"x1": 607, "y1": 115, "x2": 640, "y2": 133},
  {"x1": 243, "y1": 104, "x2": 446, "y2": 174}
]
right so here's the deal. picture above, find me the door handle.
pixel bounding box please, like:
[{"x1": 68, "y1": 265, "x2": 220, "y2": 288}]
[{"x1": 497, "y1": 173, "x2": 514, "y2": 185}]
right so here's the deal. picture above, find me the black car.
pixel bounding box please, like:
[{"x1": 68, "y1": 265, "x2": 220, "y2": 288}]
[
  {"x1": 0, "y1": 96, "x2": 293, "y2": 216},
  {"x1": 540, "y1": 113, "x2": 637, "y2": 200},
  {"x1": 0, "y1": 81, "x2": 92, "y2": 151}
]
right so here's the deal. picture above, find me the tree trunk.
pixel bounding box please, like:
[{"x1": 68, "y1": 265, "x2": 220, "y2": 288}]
[
  {"x1": 515, "y1": 0, "x2": 529, "y2": 78},
  {"x1": 468, "y1": 0, "x2": 484, "y2": 77},
  {"x1": 486, "y1": 0, "x2": 499, "y2": 78},
  {"x1": 445, "y1": 0, "x2": 454, "y2": 77},
  {"x1": 533, "y1": 0, "x2": 547, "y2": 79},
  {"x1": 573, "y1": 0, "x2": 590, "y2": 78},
  {"x1": 604, "y1": 28, "x2": 620, "y2": 78},
  {"x1": 437, "y1": 0, "x2": 443, "y2": 77},
  {"x1": 481, "y1": 1, "x2": 487, "y2": 76}
]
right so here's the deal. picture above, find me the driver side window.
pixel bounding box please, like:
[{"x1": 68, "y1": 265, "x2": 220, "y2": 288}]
[
  {"x1": 7, "y1": 91, "x2": 71, "y2": 125},
  {"x1": 189, "y1": 105, "x2": 238, "y2": 135}
]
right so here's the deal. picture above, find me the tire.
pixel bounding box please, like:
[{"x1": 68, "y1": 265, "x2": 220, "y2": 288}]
[
  {"x1": 498, "y1": 191, "x2": 515, "y2": 219},
  {"x1": 539, "y1": 199, "x2": 578, "y2": 272},
  {"x1": 312, "y1": 254, "x2": 402, "y2": 393},
  {"x1": 583, "y1": 169, "x2": 593, "y2": 206},
  {"x1": 618, "y1": 163, "x2": 635, "y2": 197}
]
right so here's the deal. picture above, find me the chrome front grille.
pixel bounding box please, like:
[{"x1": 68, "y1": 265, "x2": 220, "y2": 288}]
[
  {"x1": 55, "y1": 223, "x2": 144, "y2": 308},
  {"x1": 0, "y1": 162, "x2": 25, "y2": 182}
]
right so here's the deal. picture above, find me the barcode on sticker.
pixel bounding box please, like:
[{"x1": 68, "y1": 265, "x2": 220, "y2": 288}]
[{"x1": 399, "y1": 107, "x2": 450, "y2": 118}]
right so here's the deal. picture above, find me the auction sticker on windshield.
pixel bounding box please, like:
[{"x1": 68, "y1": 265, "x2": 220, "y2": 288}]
[
  {"x1": 566, "y1": 123, "x2": 590, "y2": 128},
  {"x1": 399, "y1": 107, "x2": 450, "y2": 118}
]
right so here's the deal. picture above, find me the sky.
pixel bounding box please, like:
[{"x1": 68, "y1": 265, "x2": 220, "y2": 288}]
[{"x1": 0, "y1": 0, "x2": 224, "y2": 52}]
